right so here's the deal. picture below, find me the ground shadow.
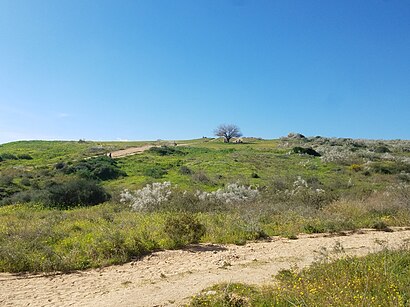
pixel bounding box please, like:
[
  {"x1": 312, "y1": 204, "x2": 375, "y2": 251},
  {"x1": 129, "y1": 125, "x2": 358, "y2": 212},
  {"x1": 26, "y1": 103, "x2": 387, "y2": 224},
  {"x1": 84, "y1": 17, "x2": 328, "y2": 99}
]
[{"x1": 183, "y1": 244, "x2": 227, "y2": 253}]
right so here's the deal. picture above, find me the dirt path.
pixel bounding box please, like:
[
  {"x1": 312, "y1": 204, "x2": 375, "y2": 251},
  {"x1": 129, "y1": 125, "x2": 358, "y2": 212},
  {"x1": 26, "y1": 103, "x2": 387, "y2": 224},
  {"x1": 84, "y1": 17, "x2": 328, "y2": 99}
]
[
  {"x1": 109, "y1": 143, "x2": 188, "y2": 158},
  {"x1": 1, "y1": 229, "x2": 410, "y2": 307},
  {"x1": 109, "y1": 145, "x2": 156, "y2": 158}
]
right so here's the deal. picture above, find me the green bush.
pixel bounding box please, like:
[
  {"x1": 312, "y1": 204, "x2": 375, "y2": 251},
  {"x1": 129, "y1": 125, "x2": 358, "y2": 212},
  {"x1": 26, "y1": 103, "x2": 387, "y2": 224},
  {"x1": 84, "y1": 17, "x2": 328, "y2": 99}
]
[
  {"x1": 251, "y1": 172, "x2": 260, "y2": 178},
  {"x1": 293, "y1": 147, "x2": 321, "y2": 157},
  {"x1": 192, "y1": 171, "x2": 212, "y2": 184},
  {"x1": 55, "y1": 161, "x2": 66, "y2": 170},
  {"x1": 45, "y1": 179, "x2": 111, "y2": 209},
  {"x1": 180, "y1": 165, "x2": 193, "y2": 175},
  {"x1": 58, "y1": 156, "x2": 126, "y2": 180},
  {"x1": 373, "y1": 221, "x2": 393, "y2": 232},
  {"x1": 164, "y1": 213, "x2": 206, "y2": 248},
  {"x1": 20, "y1": 177, "x2": 31, "y2": 186},
  {"x1": 0, "y1": 188, "x2": 52, "y2": 206},
  {"x1": 148, "y1": 146, "x2": 185, "y2": 156},
  {"x1": 0, "y1": 153, "x2": 18, "y2": 160},
  {"x1": 17, "y1": 154, "x2": 33, "y2": 160},
  {"x1": 143, "y1": 166, "x2": 168, "y2": 178},
  {"x1": 374, "y1": 145, "x2": 390, "y2": 153},
  {"x1": 0, "y1": 175, "x2": 13, "y2": 186},
  {"x1": 371, "y1": 162, "x2": 410, "y2": 175}
]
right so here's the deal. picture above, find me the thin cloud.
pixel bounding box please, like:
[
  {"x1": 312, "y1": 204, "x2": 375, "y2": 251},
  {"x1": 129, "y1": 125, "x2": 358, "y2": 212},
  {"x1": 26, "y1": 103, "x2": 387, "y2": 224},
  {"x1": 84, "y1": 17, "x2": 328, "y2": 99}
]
[{"x1": 57, "y1": 112, "x2": 70, "y2": 118}]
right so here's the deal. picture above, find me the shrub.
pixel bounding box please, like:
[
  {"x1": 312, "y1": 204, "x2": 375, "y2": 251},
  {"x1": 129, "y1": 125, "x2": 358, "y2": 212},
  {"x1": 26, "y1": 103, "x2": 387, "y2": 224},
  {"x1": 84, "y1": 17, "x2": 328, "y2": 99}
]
[
  {"x1": 0, "y1": 153, "x2": 18, "y2": 160},
  {"x1": 148, "y1": 146, "x2": 185, "y2": 156},
  {"x1": 20, "y1": 178, "x2": 31, "y2": 186},
  {"x1": 374, "y1": 145, "x2": 390, "y2": 153},
  {"x1": 349, "y1": 164, "x2": 362, "y2": 172},
  {"x1": 164, "y1": 213, "x2": 205, "y2": 248},
  {"x1": 389, "y1": 183, "x2": 410, "y2": 207},
  {"x1": 397, "y1": 172, "x2": 410, "y2": 183},
  {"x1": 55, "y1": 162, "x2": 66, "y2": 170},
  {"x1": 264, "y1": 176, "x2": 337, "y2": 210},
  {"x1": 317, "y1": 146, "x2": 358, "y2": 164},
  {"x1": 292, "y1": 147, "x2": 321, "y2": 157},
  {"x1": 196, "y1": 183, "x2": 259, "y2": 205},
  {"x1": 92, "y1": 165, "x2": 124, "y2": 181},
  {"x1": 45, "y1": 179, "x2": 111, "y2": 209},
  {"x1": 58, "y1": 156, "x2": 126, "y2": 180},
  {"x1": 17, "y1": 154, "x2": 33, "y2": 160},
  {"x1": 0, "y1": 175, "x2": 14, "y2": 186},
  {"x1": 120, "y1": 182, "x2": 172, "y2": 211},
  {"x1": 372, "y1": 221, "x2": 393, "y2": 232},
  {"x1": 143, "y1": 166, "x2": 167, "y2": 178},
  {"x1": 192, "y1": 171, "x2": 212, "y2": 183},
  {"x1": 251, "y1": 172, "x2": 260, "y2": 178},
  {"x1": 179, "y1": 165, "x2": 193, "y2": 175},
  {"x1": 371, "y1": 162, "x2": 410, "y2": 175},
  {"x1": 0, "y1": 189, "x2": 50, "y2": 206}
]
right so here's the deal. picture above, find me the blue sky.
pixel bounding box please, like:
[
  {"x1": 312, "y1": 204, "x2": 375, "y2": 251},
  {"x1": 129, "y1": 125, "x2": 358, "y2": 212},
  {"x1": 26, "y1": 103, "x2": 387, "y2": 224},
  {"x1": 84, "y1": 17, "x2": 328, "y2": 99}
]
[{"x1": 1, "y1": 0, "x2": 409, "y2": 143}]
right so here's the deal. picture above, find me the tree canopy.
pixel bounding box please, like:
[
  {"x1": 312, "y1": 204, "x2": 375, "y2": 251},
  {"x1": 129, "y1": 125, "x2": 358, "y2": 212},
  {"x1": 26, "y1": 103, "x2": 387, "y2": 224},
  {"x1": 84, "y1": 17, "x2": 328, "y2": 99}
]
[{"x1": 214, "y1": 124, "x2": 242, "y2": 143}]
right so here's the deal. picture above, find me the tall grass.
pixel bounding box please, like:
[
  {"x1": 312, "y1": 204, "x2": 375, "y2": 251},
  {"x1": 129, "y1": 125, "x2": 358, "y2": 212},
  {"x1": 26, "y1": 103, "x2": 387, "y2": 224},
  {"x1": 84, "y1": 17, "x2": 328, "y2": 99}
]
[
  {"x1": 0, "y1": 184, "x2": 408, "y2": 273},
  {"x1": 0, "y1": 204, "x2": 204, "y2": 272}
]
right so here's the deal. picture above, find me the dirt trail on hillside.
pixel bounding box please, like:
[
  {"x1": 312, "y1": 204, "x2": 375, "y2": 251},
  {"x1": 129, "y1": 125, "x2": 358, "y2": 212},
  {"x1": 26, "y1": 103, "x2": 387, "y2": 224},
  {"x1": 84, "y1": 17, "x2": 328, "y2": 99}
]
[
  {"x1": 109, "y1": 144, "x2": 188, "y2": 158},
  {"x1": 109, "y1": 145, "x2": 155, "y2": 158},
  {"x1": 1, "y1": 229, "x2": 410, "y2": 307}
]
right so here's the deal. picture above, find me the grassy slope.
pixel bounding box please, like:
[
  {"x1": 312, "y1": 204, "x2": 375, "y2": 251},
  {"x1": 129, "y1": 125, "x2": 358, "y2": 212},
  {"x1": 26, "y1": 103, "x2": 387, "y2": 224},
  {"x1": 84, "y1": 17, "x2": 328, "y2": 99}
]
[
  {"x1": 0, "y1": 140, "x2": 151, "y2": 168},
  {"x1": 0, "y1": 137, "x2": 409, "y2": 273},
  {"x1": 1, "y1": 137, "x2": 404, "y2": 194}
]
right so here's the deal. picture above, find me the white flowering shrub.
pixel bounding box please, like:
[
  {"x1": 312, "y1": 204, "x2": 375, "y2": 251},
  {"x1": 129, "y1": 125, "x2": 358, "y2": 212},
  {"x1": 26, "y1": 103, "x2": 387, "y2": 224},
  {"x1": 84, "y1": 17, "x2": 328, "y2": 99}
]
[
  {"x1": 269, "y1": 176, "x2": 332, "y2": 210},
  {"x1": 401, "y1": 157, "x2": 410, "y2": 164},
  {"x1": 196, "y1": 183, "x2": 259, "y2": 204},
  {"x1": 289, "y1": 176, "x2": 308, "y2": 195},
  {"x1": 120, "y1": 182, "x2": 172, "y2": 211},
  {"x1": 317, "y1": 146, "x2": 357, "y2": 164},
  {"x1": 388, "y1": 182, "x2": 410, "y2": 206},
  {"x1": 282, "y1": 176, "x2": 325, "y2": 196}
]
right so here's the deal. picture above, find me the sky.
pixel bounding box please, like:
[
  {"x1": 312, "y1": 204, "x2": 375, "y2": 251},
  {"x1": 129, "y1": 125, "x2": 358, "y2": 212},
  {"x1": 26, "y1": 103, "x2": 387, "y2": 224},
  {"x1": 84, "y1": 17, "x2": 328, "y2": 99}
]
[{"x1": 0, "y1": 0, "x2": 409, "y2": 143}]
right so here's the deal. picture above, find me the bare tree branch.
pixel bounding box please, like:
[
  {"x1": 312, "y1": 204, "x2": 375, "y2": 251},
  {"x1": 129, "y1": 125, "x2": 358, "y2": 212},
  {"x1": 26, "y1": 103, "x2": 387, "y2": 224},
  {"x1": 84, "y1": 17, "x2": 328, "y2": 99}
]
[{"x1": 214, "y1": 124, "x2": 242, "y2": 143}]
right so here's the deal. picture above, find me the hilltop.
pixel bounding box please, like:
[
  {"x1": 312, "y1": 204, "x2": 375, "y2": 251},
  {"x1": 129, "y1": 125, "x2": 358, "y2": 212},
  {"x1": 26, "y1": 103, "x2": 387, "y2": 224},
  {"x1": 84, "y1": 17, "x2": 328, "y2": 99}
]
[{"x1": 1, "y1": 136, "x2": 409, "y2": 206}]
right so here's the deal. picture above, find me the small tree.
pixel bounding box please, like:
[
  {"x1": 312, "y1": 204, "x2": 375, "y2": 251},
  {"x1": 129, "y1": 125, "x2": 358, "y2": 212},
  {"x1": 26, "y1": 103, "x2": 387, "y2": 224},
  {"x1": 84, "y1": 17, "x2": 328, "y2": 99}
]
[{"x1": 214, "y1": 124, "x2": 242, "y2": 143}]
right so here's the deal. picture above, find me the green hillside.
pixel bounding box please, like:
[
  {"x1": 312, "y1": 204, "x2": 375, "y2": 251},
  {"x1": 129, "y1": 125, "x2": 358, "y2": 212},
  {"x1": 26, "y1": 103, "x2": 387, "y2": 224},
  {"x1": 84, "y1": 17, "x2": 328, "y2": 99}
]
[
  {"x1": 1, "y1": 136, "x2": 409, "y2": 201},
  {"x1": 0, "y1": 136, "x2": 409, "y2": 272}
]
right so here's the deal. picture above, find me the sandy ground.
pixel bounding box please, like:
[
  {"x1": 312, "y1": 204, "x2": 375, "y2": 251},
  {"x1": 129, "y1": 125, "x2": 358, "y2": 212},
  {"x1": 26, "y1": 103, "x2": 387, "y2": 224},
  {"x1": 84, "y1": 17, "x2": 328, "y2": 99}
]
[
  {"x1": 109, "y1": 145, "x2": 156, "y2": 158},
  {"x1": 109, "y1": 144, "x2": 188, "y2": 158},
  {"x1": 1, "y1": 228, "x2": 410, "y2": 307}
]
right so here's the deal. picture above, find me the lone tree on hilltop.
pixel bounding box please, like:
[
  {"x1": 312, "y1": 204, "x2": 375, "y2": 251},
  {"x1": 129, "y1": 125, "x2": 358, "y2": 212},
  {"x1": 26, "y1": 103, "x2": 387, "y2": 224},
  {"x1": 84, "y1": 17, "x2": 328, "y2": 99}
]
[{"x1": 214, "y1": 124, "x2": 242, "y2": 143}]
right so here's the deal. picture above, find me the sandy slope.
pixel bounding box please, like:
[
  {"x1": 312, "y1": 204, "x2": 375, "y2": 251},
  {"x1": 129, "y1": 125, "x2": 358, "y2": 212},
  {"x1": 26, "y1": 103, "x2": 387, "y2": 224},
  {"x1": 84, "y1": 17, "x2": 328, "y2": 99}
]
[
  {"x1": 108, "y1": 143, "x2": 188, "y2": 158},
  {"x1": 109, "y1": 145, "x2": 155, "y2": 158},
  {"x1": 1, "y1": 229, "x2": 410, "y2": 307}
]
